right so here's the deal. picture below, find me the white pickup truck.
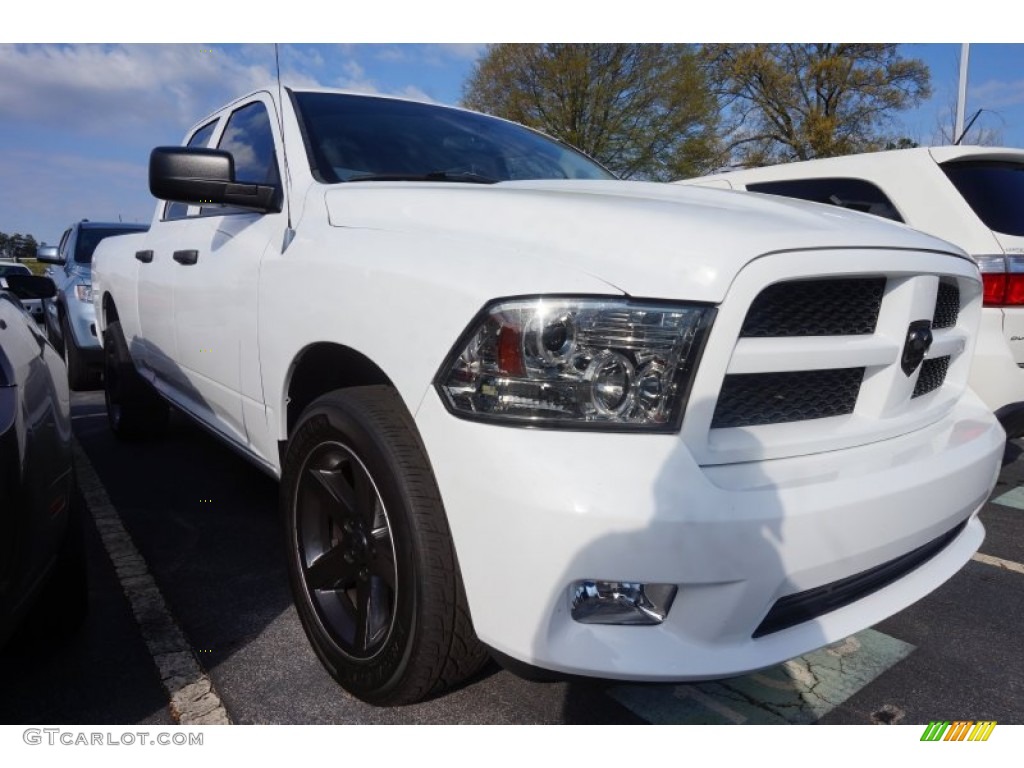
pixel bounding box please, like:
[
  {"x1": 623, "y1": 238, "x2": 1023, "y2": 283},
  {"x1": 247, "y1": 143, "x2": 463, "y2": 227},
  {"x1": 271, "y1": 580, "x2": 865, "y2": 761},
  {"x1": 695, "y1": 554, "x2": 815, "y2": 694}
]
[{"x1": 92, "y1": 87, "x2": 1003, "y2": 706}]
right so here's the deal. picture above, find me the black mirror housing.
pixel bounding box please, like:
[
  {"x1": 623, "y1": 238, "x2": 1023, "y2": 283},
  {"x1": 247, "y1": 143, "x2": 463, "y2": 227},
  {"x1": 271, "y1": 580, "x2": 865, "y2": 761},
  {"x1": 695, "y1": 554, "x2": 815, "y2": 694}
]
[
  {"x1": 149, "y1": 147, "x2": 281, "y2": 214},
  {"x1": 2, "y1": 274, "x2": 57, "y2": 300}
]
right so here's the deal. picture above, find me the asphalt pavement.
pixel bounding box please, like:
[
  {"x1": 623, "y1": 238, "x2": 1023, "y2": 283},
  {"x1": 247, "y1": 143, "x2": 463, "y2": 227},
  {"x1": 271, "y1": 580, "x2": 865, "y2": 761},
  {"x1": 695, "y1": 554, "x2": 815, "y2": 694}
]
[{"x1": 1, "y1": 391, "x2": 1021, "y2": 725}]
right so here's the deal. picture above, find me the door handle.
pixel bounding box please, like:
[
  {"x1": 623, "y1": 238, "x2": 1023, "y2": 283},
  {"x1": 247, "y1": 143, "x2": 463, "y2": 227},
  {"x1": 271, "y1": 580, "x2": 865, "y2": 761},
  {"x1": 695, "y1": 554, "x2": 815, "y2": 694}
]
[
  {"x1": 135, "y1": 250, "x2": 153, "y2": 263},
  {"x1": 172, "y1": 250, "x2": 199, "y2": 265}
]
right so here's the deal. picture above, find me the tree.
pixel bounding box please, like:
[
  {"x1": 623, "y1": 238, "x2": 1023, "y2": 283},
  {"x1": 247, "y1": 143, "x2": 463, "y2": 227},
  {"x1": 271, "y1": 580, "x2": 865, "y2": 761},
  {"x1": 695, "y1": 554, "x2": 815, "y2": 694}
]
[
  {"x1": 462, "y1": 44, "x2": 720, "y2": 181},
  {"x1": 0, "y1": 231, "x2": 39, "y2": 261},
  {"x1": 703, "y1": 44, "x2": 931, "y2": 166},
  {"x1": 934, "y1": 104, "x2": 1005, "y2": 146}
]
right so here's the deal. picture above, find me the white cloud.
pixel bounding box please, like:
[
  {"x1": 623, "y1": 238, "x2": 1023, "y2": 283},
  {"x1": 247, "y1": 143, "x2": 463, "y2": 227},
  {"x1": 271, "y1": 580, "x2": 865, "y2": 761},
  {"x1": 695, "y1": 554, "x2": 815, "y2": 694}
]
[
  {"x1": 0, "y1": 44, "x2": 278, "y2": 138},
  {"x1": 971, "y1": 78, "x2": 1024, "y2": 110},
  {"x1": 373, "y1": 47, "x2": 408, "y2": 63},
  {"x1": 331, "y1": 58, "x2": 381, "y2": 94},
  {"x1": 436, "y1": 44, "x2": 487, "y2": 61},
  {"x1": 393, "y1": 85, "x2": 435, "y2": 103}
]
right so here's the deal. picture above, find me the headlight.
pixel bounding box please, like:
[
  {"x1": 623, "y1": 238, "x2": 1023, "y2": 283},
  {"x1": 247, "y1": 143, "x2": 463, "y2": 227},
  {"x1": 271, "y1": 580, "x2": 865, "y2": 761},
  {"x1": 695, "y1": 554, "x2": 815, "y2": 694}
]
[
  {"x1": 74, "y1": 284, "x2": 93, "y2": 302},
  {"x1": 436, "y1": 296, "x2": 714, "y2": 431}
]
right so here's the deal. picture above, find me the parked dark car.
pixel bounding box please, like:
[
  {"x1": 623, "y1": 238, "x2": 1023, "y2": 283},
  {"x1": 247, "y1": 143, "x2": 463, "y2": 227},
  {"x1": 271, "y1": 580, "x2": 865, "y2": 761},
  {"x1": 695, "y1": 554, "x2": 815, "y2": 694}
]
[
  {"x1": 37, "y1": 221, "x2": 149, "y2": 390},
  {"x1": 0, "y1": 272, "x2": 87, "y2": 649},
  {"x1": 0, "y1": 262, "x2": 43, "y2": 324}
]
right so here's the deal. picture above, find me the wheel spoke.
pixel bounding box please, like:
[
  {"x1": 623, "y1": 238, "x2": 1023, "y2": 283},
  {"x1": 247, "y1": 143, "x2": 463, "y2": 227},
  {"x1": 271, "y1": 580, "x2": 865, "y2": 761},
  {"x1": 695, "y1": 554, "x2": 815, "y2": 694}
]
[
  {"x1": 354, "y1": 578, "x2": 373, "y2": 651},
  {"x1": 351, "y1": 465, "x2": 378, "y2": 526},
  {"x1": 305, "y1": 545, "x2": 359, "y2": 591},
  {"x1": 369, "y1": 528, "x2": 396, "y2": 590},
  {"x1": 307, "y1": 466, "x2": 357, "y2": 526}
]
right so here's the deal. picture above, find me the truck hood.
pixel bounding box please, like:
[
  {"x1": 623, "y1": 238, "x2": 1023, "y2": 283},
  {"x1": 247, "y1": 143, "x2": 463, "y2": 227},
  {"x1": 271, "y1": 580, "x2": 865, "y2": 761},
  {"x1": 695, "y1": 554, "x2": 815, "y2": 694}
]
[{"x1": 324, "y1": 179, "x2": 967, "y2": 302}]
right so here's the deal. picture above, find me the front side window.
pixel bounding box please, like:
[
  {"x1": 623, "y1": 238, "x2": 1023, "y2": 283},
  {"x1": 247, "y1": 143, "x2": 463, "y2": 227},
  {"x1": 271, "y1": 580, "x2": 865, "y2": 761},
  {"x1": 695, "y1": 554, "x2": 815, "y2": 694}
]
[
  {"x1": 292, "y1": 92, "x2": 614, "y2": 184},
  {"x1": 57, "y1": 228, "x2": 72, "y2": 260},
  {"x1": 942, "y1": 160, "x2": 1024, "y2": 237},
  {"x1": 217, "y1": 101, "x2": 280, "y2": 186},
  {"x1": 747, "y1": 177, "x2": 904, "y2": 222},
  {"x1": 165, "y1": 119, "x2": 220, "y2": 220}
]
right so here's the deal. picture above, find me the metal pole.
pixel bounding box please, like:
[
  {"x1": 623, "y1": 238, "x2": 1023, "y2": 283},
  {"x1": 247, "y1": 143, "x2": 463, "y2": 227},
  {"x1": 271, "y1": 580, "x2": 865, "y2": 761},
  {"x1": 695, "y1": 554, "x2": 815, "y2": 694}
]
[{"x1": 955, "y1": 43, "x2": 970, "y2": 143}]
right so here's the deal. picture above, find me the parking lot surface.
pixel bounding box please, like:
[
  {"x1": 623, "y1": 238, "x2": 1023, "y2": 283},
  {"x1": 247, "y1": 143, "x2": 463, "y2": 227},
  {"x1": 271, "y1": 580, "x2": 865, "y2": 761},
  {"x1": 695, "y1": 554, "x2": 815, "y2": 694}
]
[{"x1": 2, "y1": 391, "x2": 1022, "y2": 725}]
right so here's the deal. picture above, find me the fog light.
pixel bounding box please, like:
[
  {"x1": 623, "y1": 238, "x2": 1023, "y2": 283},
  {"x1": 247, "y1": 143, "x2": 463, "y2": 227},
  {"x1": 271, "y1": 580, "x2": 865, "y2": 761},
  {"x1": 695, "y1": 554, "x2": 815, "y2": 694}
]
[{"x1": 570, "y1": 580, "x2": 677, "y2": 625}]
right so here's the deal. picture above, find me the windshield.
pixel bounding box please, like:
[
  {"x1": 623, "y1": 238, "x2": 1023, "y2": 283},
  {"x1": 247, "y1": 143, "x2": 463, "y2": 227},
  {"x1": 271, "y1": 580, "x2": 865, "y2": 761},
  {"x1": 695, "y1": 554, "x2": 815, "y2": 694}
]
[
  {"x1": 292, "y1": 92, "x2": 615, "y2": 184},
  {"x1": 0, "y1": 264, "x2": 31, "y2": 277},
  {"x1": 941, "y1": 160, "x2": 1024, "y2": 237},
  {"x1": 74, "y1": 227, "x2": 145, "y2": 264}
]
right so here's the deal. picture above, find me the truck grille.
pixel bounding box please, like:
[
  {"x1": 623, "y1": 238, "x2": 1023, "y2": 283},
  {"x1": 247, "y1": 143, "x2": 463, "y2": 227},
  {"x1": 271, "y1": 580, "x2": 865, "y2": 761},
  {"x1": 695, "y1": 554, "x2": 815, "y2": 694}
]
[
  {"x1": 707, "y1": 269, "x2": 972, "y2": 442},
  {"x1": 712, "y1": 368, "x2": 864, "y2": 429},
  {"x1": 932, "y1": 281, "x2": 960, "y2": 329},
  {"x1": 912, "y1": 356, "x2": 950, "y2": 398},
  {"x1": 740, "y1": 277, "x2": 885, "y2": 338}
]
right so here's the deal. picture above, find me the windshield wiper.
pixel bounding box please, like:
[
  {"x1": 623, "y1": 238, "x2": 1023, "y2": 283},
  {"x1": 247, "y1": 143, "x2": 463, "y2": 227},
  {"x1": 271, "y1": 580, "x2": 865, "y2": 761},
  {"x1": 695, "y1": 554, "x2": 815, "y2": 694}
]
[{"x1": 347, "y1": 171, "x2": 499, "y2": 184}]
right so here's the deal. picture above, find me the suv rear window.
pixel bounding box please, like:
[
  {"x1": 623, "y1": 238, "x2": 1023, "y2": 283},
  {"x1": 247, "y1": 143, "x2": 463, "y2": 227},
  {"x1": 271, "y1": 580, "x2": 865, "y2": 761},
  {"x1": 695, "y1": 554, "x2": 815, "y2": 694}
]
[
  {"x1": 746, "y1": 177, "x2": 903, "y2": 222},
  {"x1": 941, "y1": 160, "x2": 1024, "y2": 237}
]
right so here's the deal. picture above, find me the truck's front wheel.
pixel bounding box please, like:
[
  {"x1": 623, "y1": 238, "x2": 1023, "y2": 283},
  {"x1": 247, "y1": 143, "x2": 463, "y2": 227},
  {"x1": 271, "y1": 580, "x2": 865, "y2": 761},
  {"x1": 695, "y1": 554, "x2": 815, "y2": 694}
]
[{"x1": 281, "y1": 386, "x2": 487, "y2": 705}]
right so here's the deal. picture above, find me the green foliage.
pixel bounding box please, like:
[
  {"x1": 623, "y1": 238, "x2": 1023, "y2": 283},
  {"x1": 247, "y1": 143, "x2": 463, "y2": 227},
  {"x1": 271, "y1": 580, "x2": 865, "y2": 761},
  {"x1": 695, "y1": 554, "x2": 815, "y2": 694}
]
[
  {"x1": 0, "y1": 231, "x2": 39, "y2": 261},
  {"x1": 462, "y1": 44, "x2": 721, "y2": 181},
  {"x1": 702, "y1": 44, "x2": 931, "y2": 166}
]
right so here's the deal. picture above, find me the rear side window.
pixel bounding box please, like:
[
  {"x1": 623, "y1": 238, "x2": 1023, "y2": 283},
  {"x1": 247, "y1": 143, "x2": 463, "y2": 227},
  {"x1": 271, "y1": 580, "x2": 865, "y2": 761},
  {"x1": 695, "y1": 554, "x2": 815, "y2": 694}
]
[
  {"x1": 164, "y1": 120, "x2": 220, "y2": 220},
  {"x1": 942, "y1": 160, "x2": 1024, "y2": 237},
  {"x1": 747, "y1": 177, "x2": 904, "y2": 223}
]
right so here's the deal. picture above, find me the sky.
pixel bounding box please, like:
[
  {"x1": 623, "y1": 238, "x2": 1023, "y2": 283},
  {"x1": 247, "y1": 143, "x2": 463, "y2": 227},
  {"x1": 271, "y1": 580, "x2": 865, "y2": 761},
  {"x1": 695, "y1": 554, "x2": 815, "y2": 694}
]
[{"x1": 2, "y1": 7, "x2": 1022, "y2": 245}]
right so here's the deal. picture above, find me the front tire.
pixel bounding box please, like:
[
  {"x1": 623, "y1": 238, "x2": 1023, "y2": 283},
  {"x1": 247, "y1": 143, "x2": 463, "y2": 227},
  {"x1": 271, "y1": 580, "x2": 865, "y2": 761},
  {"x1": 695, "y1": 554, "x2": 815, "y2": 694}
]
[
  {"x1": 281, "y1": 386, "x2": 486, "y2": 705},
  {"x1": 64, "y1": 314, "x2": 101, "y2": 391},
  {"x1": 102, "y1": 321, "x2": 169, "y2": 440}
]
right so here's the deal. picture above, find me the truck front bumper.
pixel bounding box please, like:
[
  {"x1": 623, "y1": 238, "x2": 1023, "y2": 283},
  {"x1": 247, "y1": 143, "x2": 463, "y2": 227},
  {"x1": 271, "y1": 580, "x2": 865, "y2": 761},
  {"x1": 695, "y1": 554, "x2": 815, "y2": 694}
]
[{"x1": 415, "y1": 388, "x2": 1003, "y2": 681}]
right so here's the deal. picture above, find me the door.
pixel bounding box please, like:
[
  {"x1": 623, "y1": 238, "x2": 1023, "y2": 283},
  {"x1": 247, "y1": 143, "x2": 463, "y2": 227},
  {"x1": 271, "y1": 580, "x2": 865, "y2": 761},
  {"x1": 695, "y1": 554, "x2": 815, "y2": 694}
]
[
  {"x1": 137, "y1": 118, "x2": 219, "y2": 385},
  {"x1": 168, "y1": 97, "x2": 284, "y2": 447}
]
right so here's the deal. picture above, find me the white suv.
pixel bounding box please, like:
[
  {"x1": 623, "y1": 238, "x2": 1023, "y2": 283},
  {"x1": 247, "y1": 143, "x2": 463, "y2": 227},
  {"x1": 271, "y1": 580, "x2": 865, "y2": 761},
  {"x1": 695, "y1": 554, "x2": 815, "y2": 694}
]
[{"x1": 681, "y1": 147, "x2": 1024, "y2": 437}]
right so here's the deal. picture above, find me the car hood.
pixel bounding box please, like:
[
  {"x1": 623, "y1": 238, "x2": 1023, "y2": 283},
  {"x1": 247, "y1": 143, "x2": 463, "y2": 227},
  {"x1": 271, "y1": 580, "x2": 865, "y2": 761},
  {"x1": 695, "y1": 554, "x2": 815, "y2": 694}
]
[{"x1": 324, "y1": 179, "x2": 968, "y2": 302}]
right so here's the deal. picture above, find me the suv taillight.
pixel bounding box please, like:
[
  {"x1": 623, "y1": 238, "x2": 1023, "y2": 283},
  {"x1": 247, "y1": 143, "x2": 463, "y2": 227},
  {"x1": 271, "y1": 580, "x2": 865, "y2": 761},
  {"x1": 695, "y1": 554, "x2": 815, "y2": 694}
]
[{"x1": 977, "y1": 255, "x2": 1024, "y2": 307}]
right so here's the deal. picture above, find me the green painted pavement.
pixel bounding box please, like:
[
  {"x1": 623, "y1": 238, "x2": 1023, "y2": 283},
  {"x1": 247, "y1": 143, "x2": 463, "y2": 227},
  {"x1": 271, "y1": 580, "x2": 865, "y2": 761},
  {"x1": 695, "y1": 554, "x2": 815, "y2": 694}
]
[
  {"x1": 991, "y1": 486, "x2": 1024, "y2": 510},
  {"x1": 609, "y1": 629, "x2": 914, "y2": 724}
]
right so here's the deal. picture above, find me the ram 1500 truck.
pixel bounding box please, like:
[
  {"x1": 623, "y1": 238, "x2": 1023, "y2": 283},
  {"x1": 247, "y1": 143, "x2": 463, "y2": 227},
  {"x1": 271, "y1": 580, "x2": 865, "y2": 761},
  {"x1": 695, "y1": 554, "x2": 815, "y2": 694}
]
[{"x1": 91, "y1": 87, "x2": 1004, "y2": 706}]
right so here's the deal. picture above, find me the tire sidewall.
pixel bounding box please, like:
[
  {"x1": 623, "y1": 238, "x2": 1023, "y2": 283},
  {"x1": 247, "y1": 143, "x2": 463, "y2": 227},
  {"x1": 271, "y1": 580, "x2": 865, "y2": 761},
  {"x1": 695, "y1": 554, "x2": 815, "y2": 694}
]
[
  {"x1": 102, "y1": 323, "x2": 126, "y2": 434},
  {"x1": 282, "y1": 397, "x2": 422, "y2": 703}
]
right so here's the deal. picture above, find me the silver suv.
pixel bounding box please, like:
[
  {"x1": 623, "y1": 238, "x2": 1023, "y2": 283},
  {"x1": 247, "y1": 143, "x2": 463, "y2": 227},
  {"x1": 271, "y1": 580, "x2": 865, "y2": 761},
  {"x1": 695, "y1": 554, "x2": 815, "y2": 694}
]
[{"x1": 38, "y1": 220, "x2": 148, "y2": 390}]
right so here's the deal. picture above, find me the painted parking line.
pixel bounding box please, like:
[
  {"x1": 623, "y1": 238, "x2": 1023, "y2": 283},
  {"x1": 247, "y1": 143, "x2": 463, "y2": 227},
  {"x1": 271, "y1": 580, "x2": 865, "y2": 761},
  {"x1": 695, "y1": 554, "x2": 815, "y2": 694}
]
[
  {"x1": 73, "y1": 440, "x2": 231, "y2": 725},
  {"x1": 609, "y1": 629, "x2": 914, "y2": 725},
  {"x1": 990, "y1": 486, "x2": 1024, "y2": 510},
  {"x1": 972, "y1": 551, "x2": 1024, "y2": 575}
]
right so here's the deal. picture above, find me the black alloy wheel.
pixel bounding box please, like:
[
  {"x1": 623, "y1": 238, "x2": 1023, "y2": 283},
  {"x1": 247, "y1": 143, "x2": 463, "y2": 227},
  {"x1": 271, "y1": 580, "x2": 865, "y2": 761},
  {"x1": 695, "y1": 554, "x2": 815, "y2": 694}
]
[{"x1": 294, "y1": 440, "x2": 398, "y2": 659}]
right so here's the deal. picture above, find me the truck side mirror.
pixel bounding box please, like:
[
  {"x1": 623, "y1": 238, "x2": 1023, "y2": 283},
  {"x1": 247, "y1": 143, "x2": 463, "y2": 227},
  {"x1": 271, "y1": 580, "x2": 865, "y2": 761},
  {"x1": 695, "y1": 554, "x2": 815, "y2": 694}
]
[{"x1": 149, "y1": 147, "x2": 282, "y2": 214}]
